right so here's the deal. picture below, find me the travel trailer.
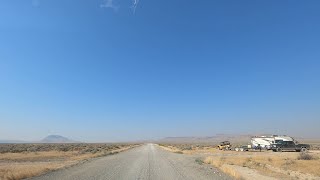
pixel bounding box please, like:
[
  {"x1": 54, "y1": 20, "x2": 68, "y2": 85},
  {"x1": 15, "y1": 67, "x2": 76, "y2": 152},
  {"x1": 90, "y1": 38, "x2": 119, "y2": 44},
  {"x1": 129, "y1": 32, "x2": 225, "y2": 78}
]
[{"x1": 251, "y1": 135, "x2": 294, "y2": 150}]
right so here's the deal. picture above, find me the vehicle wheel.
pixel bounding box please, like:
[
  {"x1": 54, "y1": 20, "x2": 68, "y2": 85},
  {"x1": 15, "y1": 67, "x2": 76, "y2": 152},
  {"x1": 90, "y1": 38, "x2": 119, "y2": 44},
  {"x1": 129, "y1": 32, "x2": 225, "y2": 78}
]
[
  {"x1": 276, "y1": 148, "x2": 282, "y2": 152},
  {"x1": 301, "y1": 148, "x2": 307, "y2": 152},
  {"x1": 273, "y1": 150, "x2": 276, "y2": 152},
  {"x1": 240, "y1": 148, "x2": 244, "y2": 152},
  {"x1": 235, "y1": 148, "x2": 239, "y2": 151}
]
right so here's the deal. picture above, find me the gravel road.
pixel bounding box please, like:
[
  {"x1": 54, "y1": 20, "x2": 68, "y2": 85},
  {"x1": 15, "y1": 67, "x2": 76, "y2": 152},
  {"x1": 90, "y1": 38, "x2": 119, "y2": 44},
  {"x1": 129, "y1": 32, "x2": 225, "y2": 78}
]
[{"x1": 30, "y1": 144, "x2": 232, "y2": 180}]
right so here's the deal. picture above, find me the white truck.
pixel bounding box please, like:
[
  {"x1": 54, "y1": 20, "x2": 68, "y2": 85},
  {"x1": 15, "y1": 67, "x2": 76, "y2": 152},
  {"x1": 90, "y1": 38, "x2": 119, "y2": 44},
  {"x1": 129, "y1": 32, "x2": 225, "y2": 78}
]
[{"x1": 251, "y1": 135, "x2": 294, "y2": 150}]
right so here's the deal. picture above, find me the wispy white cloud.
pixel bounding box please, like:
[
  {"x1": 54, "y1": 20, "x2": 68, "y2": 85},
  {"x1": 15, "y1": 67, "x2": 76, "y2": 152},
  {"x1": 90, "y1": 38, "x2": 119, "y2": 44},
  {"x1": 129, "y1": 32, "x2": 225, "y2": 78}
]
[
  {"x1": 132, "y1": 0, "x2": 139, "y2": 14},
  {"x1": 100, "y1": 0, "x2": 119, "y2": 12}
]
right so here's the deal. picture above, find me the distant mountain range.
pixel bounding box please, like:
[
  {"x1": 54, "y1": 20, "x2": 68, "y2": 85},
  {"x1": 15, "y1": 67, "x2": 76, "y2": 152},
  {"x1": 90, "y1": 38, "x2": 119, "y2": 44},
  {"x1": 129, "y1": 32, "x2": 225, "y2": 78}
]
[
  {"x1": 0, "y1": 140, "x2": 27, "y2": 144},
  {"x1": 158, "y1": 134, "x2": 254, "y2": 144},
  {"x1": 157, "y1": 134, "x2": 317, "y2": 145},
  {"x1": 0, "y1": 135, "x2": 78, "y2": 144}
]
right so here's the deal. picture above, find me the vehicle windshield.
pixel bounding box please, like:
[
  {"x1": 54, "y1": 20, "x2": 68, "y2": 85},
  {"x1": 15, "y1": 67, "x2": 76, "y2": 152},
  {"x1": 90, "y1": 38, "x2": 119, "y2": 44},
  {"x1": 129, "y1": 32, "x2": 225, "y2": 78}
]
[{"x1": 275, "y1": 140, "x2": 284, "y2": 144}]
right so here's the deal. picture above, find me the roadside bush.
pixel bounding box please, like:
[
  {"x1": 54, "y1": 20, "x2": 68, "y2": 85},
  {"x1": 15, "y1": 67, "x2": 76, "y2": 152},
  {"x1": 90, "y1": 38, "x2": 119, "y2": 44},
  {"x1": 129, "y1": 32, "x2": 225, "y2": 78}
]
[
  {"x1": 182, "y1": 147, "x2": 192, "y2": 151},
  {"x1": 195, "y1": 158, "x2": 204, "y2": 165},
  {"x1": 297, "y1": 152, "x2": 315, "y2": 160},
  {"x1": 0, "y1": 143, "x2": 137, "y2": 154},
  {"x1": 27, "y1": 146, "x2": 38, "y2": 152},
  {"x1": 91, "y1": 149, "x2": 98, "y2": 154}
]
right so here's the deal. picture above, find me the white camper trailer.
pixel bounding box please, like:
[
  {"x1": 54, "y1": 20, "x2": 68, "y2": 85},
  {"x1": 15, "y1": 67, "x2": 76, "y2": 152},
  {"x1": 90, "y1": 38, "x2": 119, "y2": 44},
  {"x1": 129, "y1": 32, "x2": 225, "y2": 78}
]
[
  {"x1": 274, "y1": 135, "x2": 294, "y2": 143},
  {"x1": 251, "y1": 135, "x2": 294, "y2": 150}
]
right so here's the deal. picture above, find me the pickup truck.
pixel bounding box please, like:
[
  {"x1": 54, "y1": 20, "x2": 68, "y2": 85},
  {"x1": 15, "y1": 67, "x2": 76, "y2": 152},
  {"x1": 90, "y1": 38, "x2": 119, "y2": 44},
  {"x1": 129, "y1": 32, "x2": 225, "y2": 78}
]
[{"x1": 271, "y1": 141, "x2": 310, "y2": 152}]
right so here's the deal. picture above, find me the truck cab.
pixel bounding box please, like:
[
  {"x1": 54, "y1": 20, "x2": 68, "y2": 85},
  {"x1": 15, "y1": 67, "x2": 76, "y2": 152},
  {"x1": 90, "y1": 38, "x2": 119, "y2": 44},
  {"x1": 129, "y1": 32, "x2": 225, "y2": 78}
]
[{"x1": 271, "y1": 141, "x2": 310, "y2": 152}]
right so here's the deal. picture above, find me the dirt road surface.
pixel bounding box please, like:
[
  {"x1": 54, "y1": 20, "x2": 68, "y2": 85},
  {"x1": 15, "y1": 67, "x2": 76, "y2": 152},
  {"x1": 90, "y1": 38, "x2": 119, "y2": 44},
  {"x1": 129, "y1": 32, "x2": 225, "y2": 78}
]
[{"x1": 30, "y1": 144, "x2": 231, "y2": 180}]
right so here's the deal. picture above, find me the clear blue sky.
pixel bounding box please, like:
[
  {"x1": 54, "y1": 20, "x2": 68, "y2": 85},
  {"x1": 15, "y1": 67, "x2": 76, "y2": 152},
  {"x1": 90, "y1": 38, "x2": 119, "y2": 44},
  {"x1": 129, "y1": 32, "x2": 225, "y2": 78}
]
[{"x1": 1, "y1": 0, "x2": 319, "y2": 142}]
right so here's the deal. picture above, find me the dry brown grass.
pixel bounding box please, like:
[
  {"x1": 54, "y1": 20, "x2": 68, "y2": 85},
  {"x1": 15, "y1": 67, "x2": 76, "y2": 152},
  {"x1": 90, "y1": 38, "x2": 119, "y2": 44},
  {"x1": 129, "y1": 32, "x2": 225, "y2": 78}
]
[
  {"x1": 158, "y1": 144, "x2": 218, "y2": 155},
  {"x1": 204, "y1": 157, "x2": 244, "y2": 179},
  {"x1": 204, "y1": 151, "x2": 320, "y2": 179},
  {"x1": 159, "y1": 145, "x2": 183, "y2": 153},
  {"x1": 0, "y1": 144, "x2": 138, "y2": 180},
  {"x1": 0, "y1": 151, "x2": 75, "y2": 161},
  {"x1": 160, "y1": 143, "x2": 320, "y2": 180},
  {"x1": 0, "y1": 163, "x2": 68, "y2": 180}
]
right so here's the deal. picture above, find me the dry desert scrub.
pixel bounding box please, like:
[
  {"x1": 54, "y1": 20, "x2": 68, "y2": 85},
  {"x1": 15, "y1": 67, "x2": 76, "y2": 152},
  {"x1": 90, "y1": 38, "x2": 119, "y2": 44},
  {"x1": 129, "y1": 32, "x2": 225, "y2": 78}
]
[
  {"x1": 204, "y1": 156, "x2": 244, "y2": 180},
  {"x1": 160, "y1": 143, "x2": 320, "y2": 179},
  {"x1": 205, "y1": 151, "x2": 320, "y2": 179},
  {"x1": 158, "y1": 143, "x2": 217, "y2": 155},
  {"x1": 158, "y1": 144, "x2": 184, "y2": 154},
  {"x1": 0, "y1": 163, "x2": 67, "y2": 180},
  {"x1": 297, "y1": 152, "x2": 315, "y2": 160},
  {"x1": 0, "y1": 143, "x2": 139, "y2": 180}
]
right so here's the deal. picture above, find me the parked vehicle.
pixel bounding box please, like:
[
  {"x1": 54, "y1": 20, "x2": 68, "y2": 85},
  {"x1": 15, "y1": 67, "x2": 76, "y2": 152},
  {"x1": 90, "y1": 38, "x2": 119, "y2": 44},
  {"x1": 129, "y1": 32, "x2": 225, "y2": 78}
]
[
  {"x1": 271, "y1": 141, "x2": 310, "y2": 152},
  {"x1": 251, "y1": 135, "x2": 294, "y2": 150},
  {"x1": 235, "y1": 145, "x2": 250, "y2": 152},
  {"x1": 217, "y1": 141, "x2": 231, "y2": 150}
]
